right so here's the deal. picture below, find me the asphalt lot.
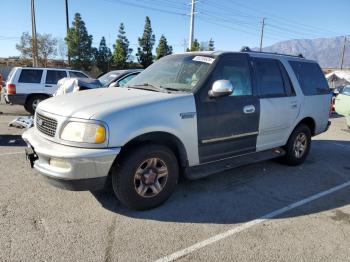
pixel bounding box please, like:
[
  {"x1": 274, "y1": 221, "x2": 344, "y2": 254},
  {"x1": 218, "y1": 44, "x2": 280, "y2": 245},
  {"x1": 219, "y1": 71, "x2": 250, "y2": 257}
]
[{"x1": 1, "y1": 101, "x2": 350, "y2": 262}]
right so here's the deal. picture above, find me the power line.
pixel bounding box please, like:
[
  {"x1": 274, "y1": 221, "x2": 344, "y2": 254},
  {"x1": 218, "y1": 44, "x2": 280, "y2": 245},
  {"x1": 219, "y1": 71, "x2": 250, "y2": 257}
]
[{"x1": 100, "y1": 0, "x2": 186, "y2": 16}]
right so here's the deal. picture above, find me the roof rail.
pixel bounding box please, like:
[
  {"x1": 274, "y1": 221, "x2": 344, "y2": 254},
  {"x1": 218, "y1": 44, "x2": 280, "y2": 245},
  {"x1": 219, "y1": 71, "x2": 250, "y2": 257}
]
[{"x1": 239, "y1": 46, "x2": 304, "y2": 59}]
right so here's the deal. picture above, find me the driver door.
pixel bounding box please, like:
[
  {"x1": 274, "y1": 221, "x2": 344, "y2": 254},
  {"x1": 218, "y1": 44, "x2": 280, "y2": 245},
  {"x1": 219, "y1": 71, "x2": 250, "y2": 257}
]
[{"x1": 195, "y1": 54, "x2": 260, "y2": 163}]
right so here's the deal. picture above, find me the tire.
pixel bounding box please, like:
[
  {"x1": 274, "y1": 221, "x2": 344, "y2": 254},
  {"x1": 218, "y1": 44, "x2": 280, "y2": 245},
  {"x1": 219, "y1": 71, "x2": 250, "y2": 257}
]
[
  {"x1": 111, "y1": 144, "x2": 179, "y2": 210},
  {"x1": 25, "y1": 95, "x2": 48, "y2": 115},
  {"x1": 281, "y1": 124, "x2": 312, "y2": 166}
]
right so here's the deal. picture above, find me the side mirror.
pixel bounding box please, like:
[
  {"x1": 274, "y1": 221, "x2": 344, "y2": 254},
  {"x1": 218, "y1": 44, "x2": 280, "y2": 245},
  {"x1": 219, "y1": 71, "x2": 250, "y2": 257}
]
[
  {"x1": 109, "y1": 82, "x2": 119, "y2": 87},
  {"x1": 208, "y1": 80, "x2": 233, "y2": 98}
]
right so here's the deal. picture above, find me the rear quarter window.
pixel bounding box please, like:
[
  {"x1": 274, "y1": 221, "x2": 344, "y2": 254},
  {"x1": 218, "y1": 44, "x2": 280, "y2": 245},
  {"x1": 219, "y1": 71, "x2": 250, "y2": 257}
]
[
  {"x1": 18, "y1": 69, "x2": 43, "y2": 84},
  {"x1": 289, "y1": 61, "x2": 329, "y2": 96}
]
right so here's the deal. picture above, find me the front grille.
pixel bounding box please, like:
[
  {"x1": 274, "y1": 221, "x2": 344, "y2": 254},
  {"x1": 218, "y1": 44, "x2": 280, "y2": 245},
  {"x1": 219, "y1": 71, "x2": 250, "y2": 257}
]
[{"x1": 36, "y1": 113, "x2": 57, "y2": 137}]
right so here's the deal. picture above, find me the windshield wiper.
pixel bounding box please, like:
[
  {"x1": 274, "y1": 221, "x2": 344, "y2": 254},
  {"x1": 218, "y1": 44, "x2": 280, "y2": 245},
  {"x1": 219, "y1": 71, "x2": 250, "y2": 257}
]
[
  {"x1": 128, "y1": 83, "x2": 184, "y2": 93},
  {"x1": 128, "y1": 83, "x2": 166, "y2": 92}
]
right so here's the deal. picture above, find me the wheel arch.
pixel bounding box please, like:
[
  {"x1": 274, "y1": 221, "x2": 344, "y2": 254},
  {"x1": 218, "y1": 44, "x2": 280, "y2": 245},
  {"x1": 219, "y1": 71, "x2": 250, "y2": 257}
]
[
  {"x1": 118, "y1": 131, "x2": 189, "y2": 169},
  {"x1": 297, "y1": 117, "x2": 316, "y2": 136}
]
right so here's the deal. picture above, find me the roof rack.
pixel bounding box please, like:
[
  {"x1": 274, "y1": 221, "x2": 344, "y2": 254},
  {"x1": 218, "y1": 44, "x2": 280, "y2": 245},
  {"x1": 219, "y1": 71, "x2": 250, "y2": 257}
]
[{"x1": 240, "y1": 46, "x2": 304, "y2": 59}]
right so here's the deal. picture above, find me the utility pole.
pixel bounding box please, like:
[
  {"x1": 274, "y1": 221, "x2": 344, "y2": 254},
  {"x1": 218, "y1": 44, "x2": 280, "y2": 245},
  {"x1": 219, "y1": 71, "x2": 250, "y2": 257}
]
[
  {"x1": 340, "y1": 36, "x2": 347, "y2": 70},
  {"x1": 188, "y1": 0, "x2": 196, "y2": 51},
  {"x1": 65, "y1": 0, "x2": 71, "y2": 67},
  {"x1": 31, "y1": 0, "x2": 38, "y2": 67},
  {"x1": 259, "y1": 18, "x2": 266, "y2": 52}
]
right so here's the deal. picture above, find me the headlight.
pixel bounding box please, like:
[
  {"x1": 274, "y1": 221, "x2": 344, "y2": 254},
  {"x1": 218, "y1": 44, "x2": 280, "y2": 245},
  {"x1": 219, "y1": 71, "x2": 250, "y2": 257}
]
[{"x1": 61, "y1": 122, "x2": 106, "y2": 143}]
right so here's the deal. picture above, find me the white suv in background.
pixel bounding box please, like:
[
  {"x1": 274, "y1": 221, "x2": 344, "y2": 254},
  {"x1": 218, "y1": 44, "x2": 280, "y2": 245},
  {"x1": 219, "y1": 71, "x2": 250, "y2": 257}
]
[{"x1": 5, "y1": 67, "x2": 90, "y2": 114}]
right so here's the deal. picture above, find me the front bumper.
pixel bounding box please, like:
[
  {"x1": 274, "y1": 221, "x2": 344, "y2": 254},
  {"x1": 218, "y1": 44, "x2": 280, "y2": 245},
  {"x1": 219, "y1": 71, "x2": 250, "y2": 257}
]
[{"x1": 22, "y1": 128, "x2": 120, "y2": 191}]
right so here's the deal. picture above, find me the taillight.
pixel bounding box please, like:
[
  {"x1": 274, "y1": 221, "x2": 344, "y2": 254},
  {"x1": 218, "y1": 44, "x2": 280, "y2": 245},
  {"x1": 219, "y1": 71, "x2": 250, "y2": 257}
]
[{"x1": 7, "y1": 84, "x2": 16, "y2": 94}]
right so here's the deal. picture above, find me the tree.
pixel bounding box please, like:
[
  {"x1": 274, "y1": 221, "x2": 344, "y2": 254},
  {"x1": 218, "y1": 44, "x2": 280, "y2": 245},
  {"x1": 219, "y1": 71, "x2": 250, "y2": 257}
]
[
  {"x1": 57, "y1": 38, "x2": 68, "y2": 66},
  {"x1": 137, "y1": 16, "x2": 155, "y2": 68},
  {"x1": 113, "y1": 23, "x2": 132, "y2": 69},
  {"x1": 16, "y1": 32, "x2": 32, "y2": 59},
  {"x1": 16, "y1": 32, "x2": 57, "y2": 67},
  {"x1": 65, "y1": 13, "x2": 94, "y2": 71},
  {"x1": 95, "y1": 37, "x2": 112, "y2": 73},
  {"x1": 38, "y1": 34, "x2": 58, "y2": 67},
  {"x1": 208, "y1": 38, "x2": 215, "y2": 51},
  {"x1": 187, "y1": 39, "x2": 200, "y2": 52},
  {"x1": 156, "y1": 35, "x2": 172, "y2": 59}
]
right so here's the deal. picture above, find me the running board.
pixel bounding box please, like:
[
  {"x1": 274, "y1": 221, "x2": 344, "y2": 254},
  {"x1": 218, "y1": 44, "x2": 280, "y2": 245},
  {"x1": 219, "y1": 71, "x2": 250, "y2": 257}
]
[{"x1": 184, "y1": 148, "x2": 285, "y2": 180}]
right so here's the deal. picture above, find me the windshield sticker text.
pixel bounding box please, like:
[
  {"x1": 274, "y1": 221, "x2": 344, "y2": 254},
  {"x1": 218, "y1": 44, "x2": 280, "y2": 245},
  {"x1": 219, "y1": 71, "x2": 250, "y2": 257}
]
[{"x1": 193, "y1": 56, "x2": 215, "y2": 64}]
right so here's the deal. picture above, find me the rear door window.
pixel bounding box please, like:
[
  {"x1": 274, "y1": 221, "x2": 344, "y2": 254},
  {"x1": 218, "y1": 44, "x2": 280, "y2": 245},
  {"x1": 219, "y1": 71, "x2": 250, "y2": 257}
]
[
  {"x1": 46, "y1": 70, "x2": 67, "y2": 84},
  {"x1": 289, "y1": 61, "x2": 329, "y2": 95},
  {"x1": 253, "y1": 58, "x2": 286, "y2": 97},
  {"x1": 69, "y1": 71, "x2": 88, "y2": 78},
  {"x1": 18, "y1": 69, "x2": 43, "y2": 83}
]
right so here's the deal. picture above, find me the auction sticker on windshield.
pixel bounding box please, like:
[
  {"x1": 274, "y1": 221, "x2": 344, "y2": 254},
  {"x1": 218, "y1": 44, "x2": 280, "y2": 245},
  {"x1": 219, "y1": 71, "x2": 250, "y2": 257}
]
[{"x1": 193, "y1": 56, "x2": 215, "y2": 64}]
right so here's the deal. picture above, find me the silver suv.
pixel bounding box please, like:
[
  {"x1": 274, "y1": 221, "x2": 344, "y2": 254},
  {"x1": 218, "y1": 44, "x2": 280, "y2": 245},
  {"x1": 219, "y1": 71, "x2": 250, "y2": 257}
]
[{"x1": 23, "y1": 51, "x2": 331, "y2": 210}]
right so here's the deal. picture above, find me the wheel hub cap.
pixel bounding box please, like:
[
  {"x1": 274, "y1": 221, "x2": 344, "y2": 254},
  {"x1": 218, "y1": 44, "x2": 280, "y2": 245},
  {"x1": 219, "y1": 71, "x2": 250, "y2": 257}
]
[
  {"x1": 293, "y1": 133, "x2": 307, "y2": 158},
  {"x1": 134, "y1": 158, "x2": 168, "y2": 198}
]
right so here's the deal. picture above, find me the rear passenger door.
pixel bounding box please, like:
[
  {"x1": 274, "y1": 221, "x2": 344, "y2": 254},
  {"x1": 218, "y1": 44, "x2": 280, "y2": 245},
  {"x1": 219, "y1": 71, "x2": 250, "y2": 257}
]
[
  {"x1": 16, "y1": 69, "x2": 44, "y2": 94},
  {"x1": 252, "y1": 57, "x2": 300, "y2": 151},
  {"x1": 45, "y1": 70, "x2": 67, "y2": 94}
]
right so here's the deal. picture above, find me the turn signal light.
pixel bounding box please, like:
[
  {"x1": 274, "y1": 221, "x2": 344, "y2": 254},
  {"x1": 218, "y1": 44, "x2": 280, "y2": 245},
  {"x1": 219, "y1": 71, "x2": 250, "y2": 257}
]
[{"x1": 7, "y1": 84, "x2": 16, "y2": 94}]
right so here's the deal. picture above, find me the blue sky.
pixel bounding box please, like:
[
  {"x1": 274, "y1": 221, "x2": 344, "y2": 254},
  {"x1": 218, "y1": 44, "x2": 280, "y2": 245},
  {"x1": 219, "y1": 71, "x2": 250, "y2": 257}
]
[{"x1": 0, "y1": 0, "x2": 349, "y2": 58}]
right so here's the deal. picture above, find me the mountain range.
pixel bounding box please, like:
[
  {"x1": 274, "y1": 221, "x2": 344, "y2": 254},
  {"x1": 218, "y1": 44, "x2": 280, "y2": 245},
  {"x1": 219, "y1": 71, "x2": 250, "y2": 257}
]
[{"x1": 255, "y1": 36, "x2": 349, "y2": 68}]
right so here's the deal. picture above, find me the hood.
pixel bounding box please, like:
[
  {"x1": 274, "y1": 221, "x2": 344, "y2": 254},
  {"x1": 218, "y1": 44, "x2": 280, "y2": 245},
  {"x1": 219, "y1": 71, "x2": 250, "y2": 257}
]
[{"x1": 38, "y1": 87, "x2": 190, "y2": 119}]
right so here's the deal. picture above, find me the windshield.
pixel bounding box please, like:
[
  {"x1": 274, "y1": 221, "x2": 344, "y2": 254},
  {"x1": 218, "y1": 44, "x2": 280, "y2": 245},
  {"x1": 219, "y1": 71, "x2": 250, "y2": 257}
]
[
  {"x1": 126, "y1": 54, "x2": 214, "y2": 92},
  {"x1": 98, "y1": 71, "x2": 122, "y2": 86}
]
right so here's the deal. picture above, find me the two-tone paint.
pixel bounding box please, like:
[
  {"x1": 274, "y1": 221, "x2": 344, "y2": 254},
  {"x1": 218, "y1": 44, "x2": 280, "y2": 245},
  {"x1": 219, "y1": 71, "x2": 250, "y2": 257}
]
[{"x1": 22, "y1": 51, "x2": 331, "y2": 186}]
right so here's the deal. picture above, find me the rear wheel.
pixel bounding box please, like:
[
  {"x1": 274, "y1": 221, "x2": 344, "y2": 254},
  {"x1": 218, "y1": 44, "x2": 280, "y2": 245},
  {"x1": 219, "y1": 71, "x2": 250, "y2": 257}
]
[
  {"x1": 111, "y1": 144, "x2": 179, "y2": 210},
  {"x1": 25, "y1": 95, "x2": 48, "y2": 115},
  {"x1": 281, "y1": 124, "x2": 311, "y2": 166}
]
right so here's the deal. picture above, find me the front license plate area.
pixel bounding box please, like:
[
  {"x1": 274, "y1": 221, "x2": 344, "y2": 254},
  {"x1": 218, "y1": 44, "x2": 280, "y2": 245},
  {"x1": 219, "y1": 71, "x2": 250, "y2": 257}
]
[{"x1": 25, "y1": 147, "x2": 38, "y2": 168}]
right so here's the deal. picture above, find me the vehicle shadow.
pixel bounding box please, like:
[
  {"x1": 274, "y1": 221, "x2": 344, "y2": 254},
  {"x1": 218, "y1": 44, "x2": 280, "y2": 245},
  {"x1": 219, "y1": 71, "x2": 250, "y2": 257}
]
[
  {"x1": 0, "y1": 135, "x2": 26, "y2": 147},
  {"x1": 92, "y1": 139, "x2": 350, "y2": 224}
]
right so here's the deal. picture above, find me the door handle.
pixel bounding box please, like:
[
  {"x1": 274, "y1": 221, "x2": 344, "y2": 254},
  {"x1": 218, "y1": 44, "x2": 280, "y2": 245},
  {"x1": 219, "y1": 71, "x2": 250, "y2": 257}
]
[
  {"x1": 243, "y1": 105, "x2": 255, "y2": 114},
  {"x1": 45, "y1": 85, "x2": 52, "y2": 87}
]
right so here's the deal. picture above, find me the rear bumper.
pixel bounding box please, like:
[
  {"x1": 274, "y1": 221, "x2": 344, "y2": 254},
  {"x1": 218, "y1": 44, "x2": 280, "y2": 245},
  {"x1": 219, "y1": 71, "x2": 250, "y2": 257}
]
[
  {"x1": 6, "y1": 93, "x2": 27, "y2": 105},
  {"x1": 22, "y1": 128, "x2": 120, "y2": 191}
]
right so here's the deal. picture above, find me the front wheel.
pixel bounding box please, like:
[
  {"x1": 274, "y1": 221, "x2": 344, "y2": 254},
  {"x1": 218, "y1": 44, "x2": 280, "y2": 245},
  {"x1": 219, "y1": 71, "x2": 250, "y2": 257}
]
[
  {"x1": 282, "y1": 124, "x2": 312, "y2": 166},
  {"x1": 111, "y1": 144, "x2": 179, "y2": 210}
]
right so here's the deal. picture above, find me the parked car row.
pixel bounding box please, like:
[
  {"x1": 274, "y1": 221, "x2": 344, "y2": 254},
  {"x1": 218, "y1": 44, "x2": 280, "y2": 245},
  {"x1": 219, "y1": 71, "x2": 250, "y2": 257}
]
[{"x1": 4, "y1": 67, "x2": 142, "y2": 114}]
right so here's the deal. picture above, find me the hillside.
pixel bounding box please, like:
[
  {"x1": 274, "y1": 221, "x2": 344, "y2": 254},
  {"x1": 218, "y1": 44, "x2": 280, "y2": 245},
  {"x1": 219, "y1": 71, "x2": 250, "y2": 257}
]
[{"x1": 257, "y1": 36, "x2": 349, "y2": 68}]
